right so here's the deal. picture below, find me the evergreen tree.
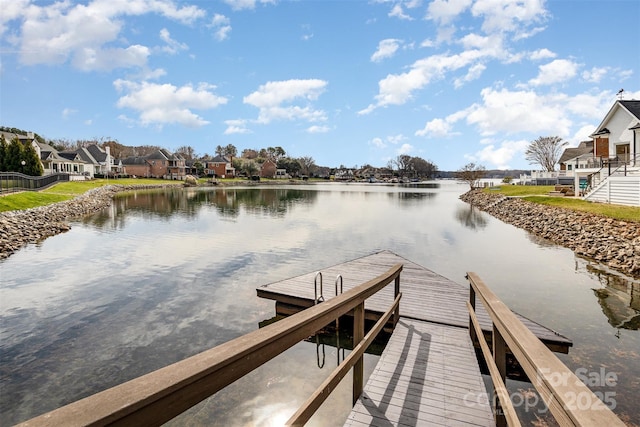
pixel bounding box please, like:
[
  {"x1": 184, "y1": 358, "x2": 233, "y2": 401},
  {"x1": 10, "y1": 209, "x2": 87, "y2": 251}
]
[
  {"x1": 24, "y1": 142, "x2": 44, "y2": 176},
  {"x1": 7, "y1": 137, "x2": 25, "y2": 172},
  {"x1": 0, "y1": 135, "x2": 8, "y2": 172}
]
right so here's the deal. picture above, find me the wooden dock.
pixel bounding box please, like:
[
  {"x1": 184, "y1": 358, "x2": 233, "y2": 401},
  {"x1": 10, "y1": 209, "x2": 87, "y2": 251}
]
[{"x1": 257, "y1": 250, "x2": 573, "y2": 426}]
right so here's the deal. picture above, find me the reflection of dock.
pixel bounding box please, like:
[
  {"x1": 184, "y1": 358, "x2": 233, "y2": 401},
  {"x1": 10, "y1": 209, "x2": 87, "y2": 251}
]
[{"x1": 257, "y1": 251, "x2": 572, "y2": 425}]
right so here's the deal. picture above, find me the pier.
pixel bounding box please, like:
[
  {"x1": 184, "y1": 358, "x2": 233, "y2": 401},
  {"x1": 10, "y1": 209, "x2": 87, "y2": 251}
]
[{"x1": 18, "y1": 251, "x2": 624, "y2": 426}]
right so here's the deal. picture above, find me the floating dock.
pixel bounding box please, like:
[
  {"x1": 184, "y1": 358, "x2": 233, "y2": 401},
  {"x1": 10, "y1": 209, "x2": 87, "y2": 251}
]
[{"x1": 257, "y1": 250, "x2": 572, "y2": 426}]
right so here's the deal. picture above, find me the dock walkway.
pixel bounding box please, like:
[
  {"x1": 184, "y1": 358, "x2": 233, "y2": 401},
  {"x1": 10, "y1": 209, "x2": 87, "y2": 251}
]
[{"x1": 257, "y1": 250, "x2": 572, "y2": 426}]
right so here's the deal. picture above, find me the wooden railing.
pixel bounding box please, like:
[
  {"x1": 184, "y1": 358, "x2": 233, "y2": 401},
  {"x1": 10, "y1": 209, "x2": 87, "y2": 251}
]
[
  {"x1": 466, "y1": 272, "x2": 625, "y2": 427},
  {"x1": 18, "y1": 264, "x2": 403, "y2": 427}
]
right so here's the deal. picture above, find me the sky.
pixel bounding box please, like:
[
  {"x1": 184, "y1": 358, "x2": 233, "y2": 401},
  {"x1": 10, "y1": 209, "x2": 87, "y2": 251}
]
[{"x1": 1, "y1": 0, "x2": 639, "y2": 171}]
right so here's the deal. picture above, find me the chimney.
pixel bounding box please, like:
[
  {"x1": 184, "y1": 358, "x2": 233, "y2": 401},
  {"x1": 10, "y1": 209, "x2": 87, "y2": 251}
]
[{"x1": 27, "y1": 132, "x2": 34, "y2": 139}]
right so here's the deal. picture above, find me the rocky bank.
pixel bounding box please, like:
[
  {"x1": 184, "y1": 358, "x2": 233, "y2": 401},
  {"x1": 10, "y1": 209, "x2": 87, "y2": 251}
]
[
  {"x1": 0, "y1": 184, "x2": 178, "y2": 260},
  {"x1": 460, "y1": 190, "x2": 640, "y2": 278}
]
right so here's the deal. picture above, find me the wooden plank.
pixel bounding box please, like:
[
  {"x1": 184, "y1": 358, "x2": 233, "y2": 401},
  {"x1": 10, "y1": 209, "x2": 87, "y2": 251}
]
[
  {"x1": 344, "y1": 319, "x2": 495, "y2": 427},
  {"x1": 257, "y1": 250, "x2": 572, "y2": 351}
]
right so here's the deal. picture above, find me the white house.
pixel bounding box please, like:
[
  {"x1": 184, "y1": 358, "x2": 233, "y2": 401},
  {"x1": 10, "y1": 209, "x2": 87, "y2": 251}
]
[{"x1": 572, "y1": 99, "x2": 640, "y2": 206}]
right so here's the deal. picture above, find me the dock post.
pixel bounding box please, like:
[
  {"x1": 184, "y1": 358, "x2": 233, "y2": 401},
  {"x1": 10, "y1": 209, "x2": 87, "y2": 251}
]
[
  {"x1": 352, "y1": 302, "x2": 365, "y2": 405},
  {"x1": 492, "y1": 325, "x2": 507, "y2": 427},
  {"x1": 469, "y1": 284, "x2": 477, "y2": 345},
  {"x1": 393, "y1": 275, "x2": 400, "y2": 326}
]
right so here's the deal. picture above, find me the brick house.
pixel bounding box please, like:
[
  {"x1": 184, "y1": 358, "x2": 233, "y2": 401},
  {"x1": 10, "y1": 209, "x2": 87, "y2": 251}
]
[
  {"x1": 121, "y1": 149, "x2": 186, "y2": 179},
  {"x1": 204, "y1": 156, "x2": 235, "y2": 178}
]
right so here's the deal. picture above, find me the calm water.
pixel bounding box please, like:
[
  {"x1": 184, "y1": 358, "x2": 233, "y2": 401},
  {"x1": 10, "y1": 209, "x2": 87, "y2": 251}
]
[{"x1": 1, "y1": 182, "x2": 638, "y2": 426}]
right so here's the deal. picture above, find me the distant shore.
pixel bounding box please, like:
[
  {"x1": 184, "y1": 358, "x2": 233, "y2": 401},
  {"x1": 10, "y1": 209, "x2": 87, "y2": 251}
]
[{"x1": 460, "y1": 190, "x2": 640, "y2": 278}]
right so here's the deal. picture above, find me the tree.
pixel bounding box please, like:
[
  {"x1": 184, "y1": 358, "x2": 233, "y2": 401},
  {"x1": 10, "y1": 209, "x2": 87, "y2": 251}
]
[
  {"x1": 455, "y1": 162, "x2": 486, "y2": 190},
  {"x1": 0, "y1": 134, "x2": 8, "y2": 171},
  {"x1": 7, "y1": 137, "x2": 25, "y2": 172},
  {"x1": 24, "y1": 141, "x2": 44, "y2": 176},
  {"x1": 241, "y1": 149, "x2": 258, "y2": 159},
  {"x1": 298, "y1": 156, "x2": 316, "y2": 176},
  {"x1": 215, "y1": 144, "x2": 237, "y2": 158},
  {"x1": 175, "y1": 145, "x2": 196, "y2": 160},
  {"x1": 408, "y1": 156, "x2": 438, "y2": 179},
  {"x1": 243, "y1": 160, "x2": 258, "y2": 177},
  {"x1": 525, "y1": 136, "x2": 568, "y2": 172}
]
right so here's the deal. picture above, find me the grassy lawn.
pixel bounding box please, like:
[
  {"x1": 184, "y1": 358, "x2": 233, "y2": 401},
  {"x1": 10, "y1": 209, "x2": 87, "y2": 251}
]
[
  {"x1": 0, "y1": 179, "x2": 180, "y2": 212},
  {"x1": 486, "y1": 185, "x2": 640, "y2": 222}
]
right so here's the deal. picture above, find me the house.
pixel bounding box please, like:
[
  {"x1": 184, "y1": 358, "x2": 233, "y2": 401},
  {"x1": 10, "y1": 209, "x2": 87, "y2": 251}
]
[
  {"x1": 260, "y1": 160, "x2": 277, "y2": 178},
  {"x1": 559, "y1": 141, "x2": 594, "y2": 172},
  {"x1": 121, "y1": 149, "x2": 187, "y2": 179},
  {"x1": 570, "y1": 99, "x2": 640, "y2": 206},
  {"x1": 204, "y1": 156, "x2": 235, "y2": 178},
  {"x1": 31, "y1": 140, "x2": 88, "y2": 177}
]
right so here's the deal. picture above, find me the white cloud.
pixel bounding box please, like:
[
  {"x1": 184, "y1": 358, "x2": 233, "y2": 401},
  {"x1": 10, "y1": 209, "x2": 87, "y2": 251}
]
[
  {"x1": 222, "y1": 0, "x2": 276, "y2": 11},
  {"x1": 9, "y1": 0, "x2": 205, "y2": 70},
  {"x1": 209, "y1": 14, "x2": 231, "y2": 41},
  {"x1": 528, "y1": 59, "x2": 579, "y2": 86},
  {"x1": 224, "y1": 119, "x2": 251, "y2": 134},
  {"x1": 387, "y1": 134, "x2": 406, "y2": 145},
  {"x1": 389, "y1": 4, "x2": 413, "y2": 20},
  {"x1": 454, "y1": 62, "x2": 486, "y2": 88},
  {"x1": 582, "y1": 66, "x2": 609, "y2": 83},
  {"x1": 62, "y1": 108, "x2": 77, "y2": 119},
  {"x1": 471, "y1": 0, "x2": 547, "y2": 35},
  {"x1": 397, "y1": 143, "x2": 414, "y2": 155},
  {"x1": 466, "y1": 87, "x2": 573, "y2": 136},
  {"x1": 416, "y1": 118, "x2": 453, "y2": 138},
  {"x1": 570, "y1": 124, "x2": 596, "y2": 145},
  {"x1": 427, "y1": 0, "x2": 472, "y2": 25},
  {"x1": 530, "y1": 48, "x2": 556, "y2": 61},
  {"x1": 371, "y1": 39, "x2": 402, "y2": 63},
  {"x1": 114, "y1": 80, "x2": 228, "y2": 128},
  {"x1": 307, "y1": 125, "x2": 330, "y2": 133},
  {"x1": 473, "y1": 139, "x2": 529, "y2": 169},
  {"x1": 359, "y1": 49, "x2": 489, "y2": 113},
  {"x1": 159, "y1": 28, "x2": 188, "y2": 54},
  {"x1": 243, "y1": 79, "x2": 328, "y2": 124},
  {"x1": 369, "y1": 137, "x2": 386, "y2": 149},
  {"x1": 74, "y1": 45, "x2": 150, "y2": 71}
]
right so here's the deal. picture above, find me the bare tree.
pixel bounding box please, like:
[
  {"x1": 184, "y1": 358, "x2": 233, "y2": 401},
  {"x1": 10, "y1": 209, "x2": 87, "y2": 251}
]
[
  {"x1": 298, "y1": 156, "x2": 316, "y2": 176},
  {"x1": 525, "y1": 136, "x2": 568, "y2": 172},
  {"x1": 455, "y1": 162, "x2": 486, "y2": 190},
  {"x1": 175, "y1": 145, "x2": 196, "y2": 160}
]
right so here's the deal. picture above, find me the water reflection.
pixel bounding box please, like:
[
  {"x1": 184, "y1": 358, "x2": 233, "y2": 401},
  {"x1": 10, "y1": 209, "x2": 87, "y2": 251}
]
[
  {"x1": 588, "y1": 265, "x2": 640, "y2": 330},
  {"x1": 454, "y1": 204, "x2": 489, "y2": 231},
  {"x1": 1, "y1": 183, "x2": 639, "y2": 425}
]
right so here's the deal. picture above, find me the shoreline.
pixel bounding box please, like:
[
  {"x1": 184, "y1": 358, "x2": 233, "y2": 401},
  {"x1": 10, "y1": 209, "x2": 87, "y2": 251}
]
[
  {"x1": 2, "y1": 184, "x2": 639, "y2": 279},
  {"x1": 459, "y1": 190, "x2": 640, "y2": 279},
  {"x1": 0, "y1": 180, "x2": 320, "y2": 259}
]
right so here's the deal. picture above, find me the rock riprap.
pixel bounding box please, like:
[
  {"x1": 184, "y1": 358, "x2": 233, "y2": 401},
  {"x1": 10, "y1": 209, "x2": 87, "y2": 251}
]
[
  {"x1": 460, "y1": 190, "x2": 640, "y2": 278},
  {"x1": 0, "y1": 184, "x2": 176, "y2": 260}
]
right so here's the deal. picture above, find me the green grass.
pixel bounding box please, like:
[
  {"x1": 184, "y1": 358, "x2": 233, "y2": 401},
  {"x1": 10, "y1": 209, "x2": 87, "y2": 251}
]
[
  {"x1": 486, "y1": 185, "x2": 640, "y2": 222},
  {"x1": 0, "y1": 179, "x2": 180, "y2": 212},
  {"x1": 0, "y1": 192, "x2": 71, "y2": 211}
]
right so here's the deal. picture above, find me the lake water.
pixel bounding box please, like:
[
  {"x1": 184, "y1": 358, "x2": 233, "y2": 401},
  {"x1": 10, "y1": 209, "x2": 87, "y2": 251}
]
[{"x1": 1, "y1": 182, "x2": 638, "y2": 426}]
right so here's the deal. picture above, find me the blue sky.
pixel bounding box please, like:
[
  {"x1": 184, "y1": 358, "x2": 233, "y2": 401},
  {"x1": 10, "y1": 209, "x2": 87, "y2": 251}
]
[{"x1": 1, "y1": 0, "x2": 639, "y2": 171}]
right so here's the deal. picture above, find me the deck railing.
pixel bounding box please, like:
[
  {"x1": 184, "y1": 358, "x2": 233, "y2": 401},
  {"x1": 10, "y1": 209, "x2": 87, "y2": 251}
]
[
  {"x1": 466, "y1": 272, "x2": 625, "y2": 427},
  {"x1": 18, "y1": 264, "x2": 403, "y2": 427}
]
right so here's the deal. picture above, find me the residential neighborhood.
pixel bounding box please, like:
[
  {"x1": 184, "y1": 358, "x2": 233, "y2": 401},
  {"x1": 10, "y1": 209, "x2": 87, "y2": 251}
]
[{"x1": 1, "y1": 99, "x2": 639, "y2": 205}]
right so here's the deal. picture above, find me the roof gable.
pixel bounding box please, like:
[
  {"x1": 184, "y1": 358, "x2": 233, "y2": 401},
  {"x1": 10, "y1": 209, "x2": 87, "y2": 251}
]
[
  {"x1": 619, "y1": 100, "x2": 640, "y2": 120},
  {"x1": 592, "y1": 99, "x2": 640, "y2": 135}
]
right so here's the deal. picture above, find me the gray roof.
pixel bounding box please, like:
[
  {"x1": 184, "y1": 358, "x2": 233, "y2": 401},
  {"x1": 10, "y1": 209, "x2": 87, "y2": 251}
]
[
  {"x1": 559, "y1": 141, "x2": 593, "y2": 164},
  {"x1": 121, "y1": 156, "x2": 150, "y2": 165},
  {"x1": 85, "y1": 144, "x2": 108, "y2": 162},
  {"x1": 146, "y1": 150, "x2": 169, "y2": 160},
  {"x1": 620, "y1": 100, "x2": 640, "y2": 120}
]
